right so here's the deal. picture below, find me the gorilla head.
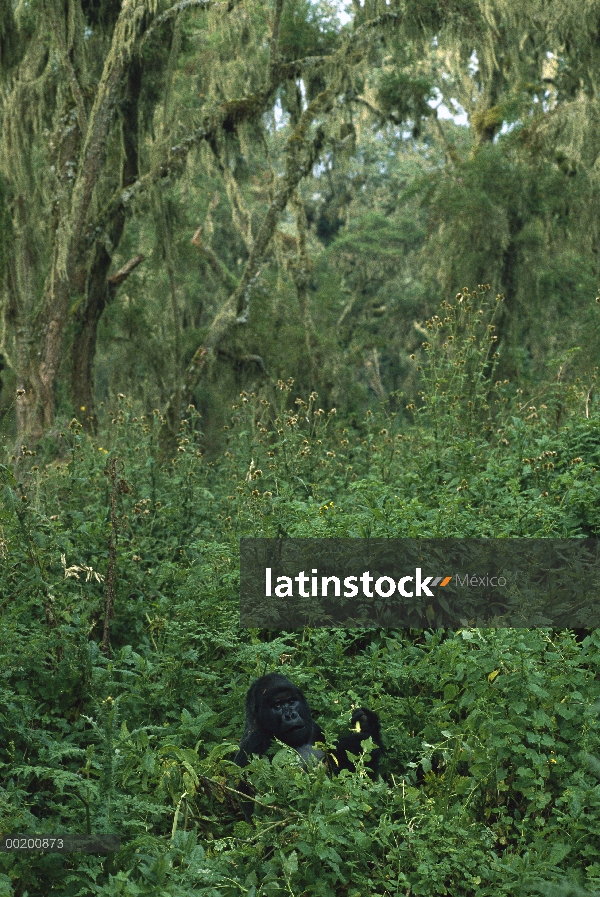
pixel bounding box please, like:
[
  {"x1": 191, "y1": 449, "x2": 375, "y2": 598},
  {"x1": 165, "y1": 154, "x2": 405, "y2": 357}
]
[
  {"x1": 254, "y1": 675, "x2": 314, "y2": 748},
  {"x1": 234, "y1": 673, "x2": 382, "y2": 774},
  {"x1": 235, "y1": 674, "x2": 321, "y2": 767},
  {"x1": 334, "y1": 707, "x2": 382, "y2": 772}
]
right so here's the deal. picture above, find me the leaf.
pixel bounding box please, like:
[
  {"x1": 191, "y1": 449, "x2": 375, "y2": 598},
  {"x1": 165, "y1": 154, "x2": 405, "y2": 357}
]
[{"x1": 282, "y1": 850, "x2": 298, "y2": 878}]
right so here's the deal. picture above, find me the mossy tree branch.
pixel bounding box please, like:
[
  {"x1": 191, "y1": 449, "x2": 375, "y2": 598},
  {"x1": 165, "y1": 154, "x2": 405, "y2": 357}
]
[
  {"x1": 97, "y1": 8, "x2": 401, "y2": 233},
  {"x1": 162, "y1": 79, "x2": 341, "y2": 439}
]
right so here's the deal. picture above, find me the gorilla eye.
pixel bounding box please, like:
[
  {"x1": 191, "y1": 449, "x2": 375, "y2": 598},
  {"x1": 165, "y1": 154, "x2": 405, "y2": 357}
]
[{"x1": 272, "y1": 693, "x2": 292, "y2": 708}]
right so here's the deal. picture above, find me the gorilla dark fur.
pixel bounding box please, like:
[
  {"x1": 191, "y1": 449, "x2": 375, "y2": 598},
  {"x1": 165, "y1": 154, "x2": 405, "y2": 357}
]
[{"x1": 234, "y1": 673, "x2": 383, "y2": 774}]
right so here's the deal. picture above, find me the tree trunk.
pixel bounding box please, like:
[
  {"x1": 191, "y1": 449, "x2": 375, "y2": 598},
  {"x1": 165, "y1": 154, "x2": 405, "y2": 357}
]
[
  {"x1": 10, "y1": 256, "x2": 75, "y2": 442},
  {"x1": 71, "y1": 251, "x2": 146, "y2": 431},
  {"x1": 3, "y1": 2, "x2": 151, "y2": 441},
  {"x1": 70, "y1": 58, "x2": 142, "y2": 431},
  {"x1": 70, "y1": 248, "x2": 111, "y2": 433}
]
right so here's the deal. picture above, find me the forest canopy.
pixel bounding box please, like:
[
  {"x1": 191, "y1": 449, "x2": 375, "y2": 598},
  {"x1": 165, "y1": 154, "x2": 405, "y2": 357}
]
[{"x1": 0, "y1": 0, "x2": 599, "y2": 438}]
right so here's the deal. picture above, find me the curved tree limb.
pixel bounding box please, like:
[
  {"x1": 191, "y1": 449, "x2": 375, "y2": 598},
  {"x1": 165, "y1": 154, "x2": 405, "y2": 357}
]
[
  {"x1": 107, "y1": 253, "x2": 145, "y2": 288},
  {"x1": 139, "y1": 0, "x2": 241, "y2": 48}
]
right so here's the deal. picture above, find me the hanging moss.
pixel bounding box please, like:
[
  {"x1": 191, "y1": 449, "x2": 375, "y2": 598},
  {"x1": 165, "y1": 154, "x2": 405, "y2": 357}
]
[
  {"x1": 0, "y1": 0, "x2": 22, "y2": 72},
  {"x1": 0, "y1": 173, "x2": 11, "y2": 285}
]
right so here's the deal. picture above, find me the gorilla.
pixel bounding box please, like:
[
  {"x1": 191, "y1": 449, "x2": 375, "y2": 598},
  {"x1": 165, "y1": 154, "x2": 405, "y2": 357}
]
[{"x1": 234, "y1": 673, "x2": 383, "y2": 775}]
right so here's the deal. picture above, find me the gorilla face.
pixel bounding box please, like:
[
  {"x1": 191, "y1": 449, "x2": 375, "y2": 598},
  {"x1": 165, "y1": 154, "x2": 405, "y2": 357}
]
[
  {"x1": 234, "y1": 674, "x2": 321, "y2": 769},
  {"x1": 235, "y1": 672, "x2": 382, "y2": 782},
  {"x1": 260, "y1": 688, "x2": 313, "y2": 748}
]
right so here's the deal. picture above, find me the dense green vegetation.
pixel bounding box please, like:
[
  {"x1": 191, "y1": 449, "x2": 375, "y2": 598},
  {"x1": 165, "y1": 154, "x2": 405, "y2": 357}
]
[
  {"x1": 2, "y1": 0, "x2": 600, "y2": 893},
  {"x1": 2, "y1": 295, "x2": 600, "y2": 895}
]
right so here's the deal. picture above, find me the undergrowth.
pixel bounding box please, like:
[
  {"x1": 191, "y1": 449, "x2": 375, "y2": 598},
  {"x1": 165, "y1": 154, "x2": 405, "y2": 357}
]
[{"x1": 1, "y1": 290, "x2": 600, "y2": 896}]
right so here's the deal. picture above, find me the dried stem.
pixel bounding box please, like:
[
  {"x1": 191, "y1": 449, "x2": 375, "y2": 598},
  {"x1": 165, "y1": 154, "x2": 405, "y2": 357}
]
[{"x1": 102, "y1": 457, "x2": 128, "y2": 655}]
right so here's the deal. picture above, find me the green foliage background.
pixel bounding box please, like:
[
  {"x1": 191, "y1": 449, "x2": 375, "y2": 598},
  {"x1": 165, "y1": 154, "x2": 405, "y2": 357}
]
[
  {"x1": 2, "y1": 0, "x2": 600, "y2": 893},
  {"x1": 1, "y1": 296, "x2": 600, "y2": 895}
]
